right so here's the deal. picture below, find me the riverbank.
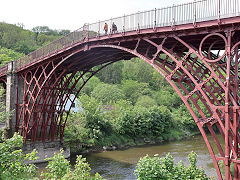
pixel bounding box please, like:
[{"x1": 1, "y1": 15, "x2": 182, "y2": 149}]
[{"x1": 66, "y1": 130, "x2": 200, "y2": 155}]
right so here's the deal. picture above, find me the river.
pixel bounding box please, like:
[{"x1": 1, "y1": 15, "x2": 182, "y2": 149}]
[{"x1": 70, "y1": 135, "x2": 222, "y2": 179}]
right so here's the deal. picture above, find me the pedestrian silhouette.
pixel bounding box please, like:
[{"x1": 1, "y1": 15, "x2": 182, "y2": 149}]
[
  {"x1": 104, "y1": 23, "x2": 108, "y2": 35},
  {"x1": 112, "y1": 22, "x2": 117, "y2": 34}
]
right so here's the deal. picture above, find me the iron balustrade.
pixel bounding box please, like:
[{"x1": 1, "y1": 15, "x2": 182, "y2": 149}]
[{"x1": 0, "y1": 0, "x2": 239, "y2": 74}]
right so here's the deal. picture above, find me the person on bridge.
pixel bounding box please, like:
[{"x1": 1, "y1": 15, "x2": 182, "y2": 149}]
[
  {"x1": 104, "y1": 23, "x2": 108, "y2": 35},
  {"x1": 112, "y1": 22, "x2": 117, "y2": 34}
]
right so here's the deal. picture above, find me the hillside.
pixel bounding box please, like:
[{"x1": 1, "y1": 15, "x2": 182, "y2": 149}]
[{"x1": 0, "y1": 22, "x2": 70, "y2": 65}]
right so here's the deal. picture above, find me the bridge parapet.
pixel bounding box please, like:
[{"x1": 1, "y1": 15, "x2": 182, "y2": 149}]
[{"x1": 0, "y1": 0, "x2": 237, "y2": 75}]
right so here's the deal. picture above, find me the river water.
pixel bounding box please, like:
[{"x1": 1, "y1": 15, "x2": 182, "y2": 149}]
[{"x1": 71, "y1": 135, "x2": 222, "y2": 180}]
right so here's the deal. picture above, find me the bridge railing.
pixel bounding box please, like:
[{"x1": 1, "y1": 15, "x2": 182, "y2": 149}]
[
  {"x1": 87, "y1": 0, "x2": 240, "y2": 37},
  {"x1": 15, "y1": 27, "x2": 85, "y2": 70},
  {"x1": 0, "y1": 0, "x2": 238, "y2": 74}
]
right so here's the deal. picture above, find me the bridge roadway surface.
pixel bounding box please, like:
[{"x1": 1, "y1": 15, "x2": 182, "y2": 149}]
[{"x1": 1, "y1": 0, "x2": 240, "y2": 179}]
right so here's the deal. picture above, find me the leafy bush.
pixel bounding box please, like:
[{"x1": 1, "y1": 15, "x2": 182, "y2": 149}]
[
  {"x1": 122, "y1": 58, "x2": 153, "y2": 83},
  {"x1": 135, "y1": 95, "x2": 157, "y2": 108},
  {"x1": 0, "y1": 134, "x2": 103, "y2": 180},
  {"x1": 41, "y1": 149, "x2": 71, "y2": 179},
  {"x1": 0, "y1": 133, "x2": 38, "y2": 180},
  {"x1": 91, "y1": 83, "x2": 125, "y2": 104},
  {"x1": 95, "y1": 61, "x2": 123, "y2": 84},
  {"x1": 81, "y1": 76, "x2": 101, "y2": 96},
  {"x1": 41, "y1": 149, "x2": 103, "y2": 180},
  {"x1": 121, "y1": 80, "x2": 152, "y2": 104},
  {"x1": 0, "y1": 46, "x2": 24, "y2": 66},
  {"x1": 65, "y1": 94, "x2": 113, "y2": 146},
  {"x1": 135, "y1": 152, "x2": 210, "y2": 180},
  {"x1": 173, "y1": 104, "x2": 197, "y2": 131},
  {"x1": 113, "y1": 105, "x2": 173, "y2": 139}
]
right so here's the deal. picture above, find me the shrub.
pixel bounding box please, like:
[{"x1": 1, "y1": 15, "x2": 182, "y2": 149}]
[
  {"x1": 135, "y1": 152, "x2": 210, "y2": 180},
  {"x1": 41, "y1": 149, "x2": 71, "y2": 179},
  {"x1": 0, "y1": 133, "x2": 38, "y2": 180},
  {"x1": 41, "y1": 150, "x2": 103, "y2": 180},
  {"x1": 135, "y1": 95, "x2": 157, "y2": 108},
  {"x1": 91, "y1": 83, "x2": 125, "y2": 104}
]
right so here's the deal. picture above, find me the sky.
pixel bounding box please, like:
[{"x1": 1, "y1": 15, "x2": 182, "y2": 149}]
[{"x1": 0, "y1": 0, "x2": 193, "y2": 31}]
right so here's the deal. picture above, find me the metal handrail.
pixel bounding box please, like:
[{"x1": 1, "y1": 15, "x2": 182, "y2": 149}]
[{"x1": 0, "y1": 0, "x2": 239, "y2": 74}]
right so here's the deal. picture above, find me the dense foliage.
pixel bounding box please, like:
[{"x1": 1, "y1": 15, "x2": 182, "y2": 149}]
[
  {"x1": 0, "y1": 134, "x2": 38, "y2": 179},
  {"x1": 0, "y1": 22, "x2": 69, "y2": 66},
  {"x1": 41, "y1": 149, "x2": 102, "y2": 180},
  {"x1": 134, "y1": 152, "x2": 211, "y2": 180},
  {"x1": 0, "y1": 133, "x2": 103, "y2": 180},
  {"x1": 64, "y1": 59, "x2": 200, "y2": 150}
]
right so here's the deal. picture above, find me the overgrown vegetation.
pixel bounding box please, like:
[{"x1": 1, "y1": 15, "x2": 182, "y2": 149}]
[
  {"x1": 0, "y1": 22, "x2": 69, "y2": 66},
  {"x1": 134, "y1": 152, "x2": 211, "y2": 180},
  {"x1": 64, "y1": 59, "x2": 199, "y2": 151},
  {"x1": 0, "y1": 134, "x2": 38, "y2": 179},
  {"x1": 0, "y1": 133, "x2": 103, "y2": 180}
]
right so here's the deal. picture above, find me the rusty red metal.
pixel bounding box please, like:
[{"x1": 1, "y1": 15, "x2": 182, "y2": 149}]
[{"x1": 0, "y1": 0, "x2": 240, "y2": 179}]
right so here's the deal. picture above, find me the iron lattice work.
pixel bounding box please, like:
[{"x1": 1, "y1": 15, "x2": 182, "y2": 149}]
[
  {"x1": 15, "y1": 53, "x2": 116, "y2": 142},
  {"x1": 92, "y1": 32, "x2": 238, "y2": 180}
]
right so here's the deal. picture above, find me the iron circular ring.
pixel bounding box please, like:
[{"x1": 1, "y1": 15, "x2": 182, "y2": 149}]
[{"x1": 199, "y1": 33, "x2": 227, "y2": 63}]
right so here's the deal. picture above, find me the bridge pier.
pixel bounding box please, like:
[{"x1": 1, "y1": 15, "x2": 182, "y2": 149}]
[
  {"x1": 22, "y1": 140, "x2": 70, "y2": 164},
  {"x1": 4, "y1": 61, "x2": 17, "y2": 139}
]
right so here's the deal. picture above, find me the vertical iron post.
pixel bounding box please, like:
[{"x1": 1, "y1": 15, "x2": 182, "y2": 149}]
[
  {"x1": 194, "y1": 0, "x2": 196, "y2": 26},
  {"x1": 137, "y1": 11, "x2": 140, "y2": 31},
  {"x1": 110, "y1": 18, "x2": 112, "y2": 34},
  {"x1": 154, "y1": 8, "x2": 157, "y2": 29},
  {"x1": 218, "y1": 0, "x2": 221, "y2": 20},
  {"x1": 224, "y1": 30, "x2": 231, "y2": 180},
  {"x1": 172, "y1": 4, "x2": 176, "y2": 28},
  {"x1": 123, "y1": 14, "x2": 125, "y2": 33},
  {"x1": 98, "y1": 20, "x2": 100, "y2": 36}
]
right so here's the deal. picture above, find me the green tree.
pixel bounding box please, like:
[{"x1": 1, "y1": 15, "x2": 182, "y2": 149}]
[
  {"x1": 135, "y1": 95, "x2": 157, "y2": 108},
  {"x1": 65, "y1": 94, "x2": 112, "y2": 146},
  {"x1": 81, "y1": 76, "x2": 101, "y2": 96},
  {"x1": 121, "y1": 80, "x2": 151, "y2": 104},
  {"x1": 173, "y1": 104, "x2": 197, "y2": 131},
  {"x1": 0, "y1": 22, "x2": 38, "y2": 54},
  {"x1": 63, "y1": 155, "x2": 103, "y2": 180},
  {"x1": 0, "y1": 87, "x2": 7, "y2": 124},
  {"x1": 96, "y1": 61, "x2": 123, "y2": 84},
  {"x1": 122, "y1": 58, "x2": 154, "y2": 83},
  {"x1": 91, "y1": 83, "x2": 125, "y2": 104},
  {"x1": 42, "y1": 150, "x2": 103, "y2": 180},
  {"x1": 149, "y1": 71, "x2": 168, "y2": 90},
  {"x1": 0, "y1": 46, "x2": 24, "y2": 66},
  {"x1": 152, "y1": 90, "x2": 182, "y2": 108}
]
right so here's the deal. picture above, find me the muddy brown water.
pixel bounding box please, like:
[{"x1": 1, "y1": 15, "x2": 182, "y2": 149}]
[{"x1": 70, "y1": 134, "x2": 223, "y2": 180}]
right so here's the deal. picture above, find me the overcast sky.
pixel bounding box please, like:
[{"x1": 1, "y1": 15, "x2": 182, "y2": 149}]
[{"x1": 1, "y1": 0, "x2": 193, "y2": 31}]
